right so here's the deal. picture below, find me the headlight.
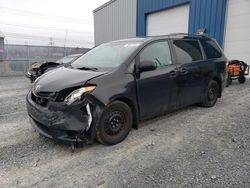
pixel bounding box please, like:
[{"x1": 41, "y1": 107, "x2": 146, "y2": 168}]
[{"x1": 64, "y1": 86, "x2": 96, "y2": 105}]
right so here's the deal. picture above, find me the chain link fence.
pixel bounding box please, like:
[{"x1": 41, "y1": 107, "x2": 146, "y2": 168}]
[{"x1": 0, "y1": 44, "x2": 89, "y2": 76}]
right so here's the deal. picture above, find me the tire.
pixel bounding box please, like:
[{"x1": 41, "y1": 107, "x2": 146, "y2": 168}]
[
  {"x1": 96, "y1": 101, "x2": 132, "y2": 145},
  {"x1": 201, "y1": 80, "x2": 219, "y2": 107},
  {"x1": 238, "y1": 76, "x2": 246, "y2": 84}
]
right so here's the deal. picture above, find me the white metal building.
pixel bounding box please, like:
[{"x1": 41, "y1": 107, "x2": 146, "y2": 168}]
[{"x1": 94, "y1": 0, "x2": 250, "y2": 64}]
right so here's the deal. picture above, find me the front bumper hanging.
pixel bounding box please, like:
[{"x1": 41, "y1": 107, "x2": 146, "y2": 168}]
[{"x1": 26, "y1": 91, "x2": 95, "y2": 145}]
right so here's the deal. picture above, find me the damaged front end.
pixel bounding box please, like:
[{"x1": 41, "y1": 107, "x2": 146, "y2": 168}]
[{"x1": 26, "y1": 87, "x2": 103, "y2": 146}]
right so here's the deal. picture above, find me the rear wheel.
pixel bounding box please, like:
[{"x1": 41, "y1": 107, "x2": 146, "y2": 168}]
[
  {"x1": 238, "y1": 76, "x2": 246, "y2": 84},
  {"x1": 96, "y1": 101, "x2": 132, "y2": 145},
  {"x1": 201, "y1": 80, "x2": 219, "y2": 107}
]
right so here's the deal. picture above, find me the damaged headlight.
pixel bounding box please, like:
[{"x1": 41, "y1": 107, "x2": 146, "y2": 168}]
[{"x1": 64, "y1": 86, "x2": 96, "y2": 105}]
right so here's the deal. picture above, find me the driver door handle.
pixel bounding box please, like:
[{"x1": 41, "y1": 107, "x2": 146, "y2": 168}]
[
  {"x1": 179, "y1": 67, "x2": 188, "y2": 75},
  {"x1": 169, "y1": 70, "x2": 178, "y2": 77}
]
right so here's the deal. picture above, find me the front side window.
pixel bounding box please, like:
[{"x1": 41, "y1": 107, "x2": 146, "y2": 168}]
[
  {"x1": 139, "y1": 41, "x2": 172, "y2": 68},
  {"x1": 173, "y1": 40, "x2": 203, "y2": 64},
  {"x1": 127, "y1": 60, "x2": 135, "y2": 73},
  {"x1": 71, "y1": 42, "x2": 141, "y2": 71}
]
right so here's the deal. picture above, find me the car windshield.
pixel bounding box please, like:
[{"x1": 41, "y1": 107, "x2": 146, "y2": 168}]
[
  {"x1": 57, "y1": 55, "x2": 80, "y2": 64},
  {"x1": 71, "y1": 42, "x2": 141, "y2": 71}
]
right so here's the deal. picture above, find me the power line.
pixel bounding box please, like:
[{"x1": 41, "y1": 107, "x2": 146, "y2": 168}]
[
  {"x1": 0, "y1": 21, "x2": 92, "y2": 34},
  {"x1": 5, "y1": 36, "x2": 92, "y2": 48},
  {"x1": 0, "y1": 6, "x2": 92, "y2": 25},
  {"x1": 4, "y1": 32, "x2": 93, "y2": 44}
]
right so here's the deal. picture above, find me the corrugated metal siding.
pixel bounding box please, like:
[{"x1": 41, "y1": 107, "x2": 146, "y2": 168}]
[
  {"x1": 94, "y1": 0, "x2": 137, "y2": 46},
  {"x1": 137, "y1": 0, "x2": 228, "y2": 46}
]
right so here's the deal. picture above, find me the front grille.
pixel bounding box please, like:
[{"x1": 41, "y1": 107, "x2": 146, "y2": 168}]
[
  {"x1": 36, "y1": 92, "x2": 54, "y2": 97},
  {"x1": 31, "y1": 92, "x2": 49, "y2": 107}
]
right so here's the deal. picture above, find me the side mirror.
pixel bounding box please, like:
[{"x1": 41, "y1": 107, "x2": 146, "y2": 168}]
[{"x1": 139, "y1": 60, "x2": 157, "y2": 72}]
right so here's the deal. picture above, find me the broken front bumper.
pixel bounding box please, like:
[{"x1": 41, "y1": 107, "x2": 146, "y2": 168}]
[{"x1": 26, "y1": 91, "x2": 94, "y2": 144}]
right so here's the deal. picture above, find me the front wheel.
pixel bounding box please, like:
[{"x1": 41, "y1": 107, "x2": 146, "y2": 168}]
[
  {"x1": 201, "y1": 80, "x2": 219, "y2": 107},
  {"x1": 96, "y1": 101, "x2": 132, "y2": 145}
]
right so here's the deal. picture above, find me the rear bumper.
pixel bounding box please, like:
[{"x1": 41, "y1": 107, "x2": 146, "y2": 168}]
[
  {"x1": 26, "y1": 91, "x2": 93, "y2": 144},
  {"x1": 222, "y1": 75, "x2": 227, "y2": 91},
  {"x1": 220, "y1": 66, "x2": 228, "y2": 94}
]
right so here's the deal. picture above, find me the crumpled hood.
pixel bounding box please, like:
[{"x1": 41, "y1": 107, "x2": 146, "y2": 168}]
[{"x1": 33, "y1": 67, "x2": 106, "y2": 92}]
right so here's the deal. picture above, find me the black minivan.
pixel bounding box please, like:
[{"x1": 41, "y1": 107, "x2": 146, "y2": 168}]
[{"x1": 26, "y1": 33, "x2": 228, "y2": 146}]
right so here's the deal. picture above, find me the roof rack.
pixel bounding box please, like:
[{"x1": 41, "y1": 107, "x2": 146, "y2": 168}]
[
  {"x1": 170, "y1": 33, "x2": 208, "y2": 37},
  {"x1": 149, "y1": 33, "x2": 209, "y2": 39}
]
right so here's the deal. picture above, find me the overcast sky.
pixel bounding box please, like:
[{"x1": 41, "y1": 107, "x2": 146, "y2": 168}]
[{"x1": 0, "y1": 0, "x2": 109, "y2": 48}]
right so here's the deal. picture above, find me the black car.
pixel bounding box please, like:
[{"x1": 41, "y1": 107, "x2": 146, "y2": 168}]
[
  {"x1": 26, "y1": 33, "x2": 227, "y2": 146},
  {"x1": 26, "y1": 54, "x2": 82, "y2": 82}
]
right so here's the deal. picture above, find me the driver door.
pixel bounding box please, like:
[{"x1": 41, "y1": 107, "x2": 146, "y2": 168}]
[{"x1": 135, "y1": 40, "x2": 178, "y2": 120}]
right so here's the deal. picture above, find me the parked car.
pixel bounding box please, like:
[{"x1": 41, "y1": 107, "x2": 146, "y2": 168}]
[
  {"x1": 26, "y1": 54, "x2": 82, "y2": 82},
  {"x1": 26, "y1": 34, "x2": 227, "y2": 147}
]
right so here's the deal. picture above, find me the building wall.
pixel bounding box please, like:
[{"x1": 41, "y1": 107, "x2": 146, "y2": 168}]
[
  {"x1": 224, "y1": 0, "x2": 250, "y2": 63},
  {"x1": 137, "y1": 0, "x2": 228, "y2": 47},
  {"x1": 93, "y1": 0, "x2": 137, "y2": 46}
]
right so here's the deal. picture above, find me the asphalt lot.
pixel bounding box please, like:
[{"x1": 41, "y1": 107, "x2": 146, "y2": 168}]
[{"x1": 0, "y1": 76, "x2": 249, "y2": 188}]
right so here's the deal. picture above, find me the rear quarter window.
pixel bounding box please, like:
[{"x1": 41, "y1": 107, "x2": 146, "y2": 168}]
[
  {"x1": 200, "y1": 39, "x2": 223, "y2": 59},
  {"x1": 172, "y1": 39, "x2": 203, "y2": 64}
]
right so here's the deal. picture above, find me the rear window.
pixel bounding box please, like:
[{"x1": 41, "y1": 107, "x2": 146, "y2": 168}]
[
  {"x1": 200, "y1": 39, "x2": 222, "y2": 59},
  {"x1": 172, "y1": 40, "x2": 203, "y2": 64}
]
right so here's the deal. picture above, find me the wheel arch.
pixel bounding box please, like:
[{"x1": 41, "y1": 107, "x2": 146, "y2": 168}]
[{"x1": 111, "y1": 97, "x2": 139, "y2": 129}]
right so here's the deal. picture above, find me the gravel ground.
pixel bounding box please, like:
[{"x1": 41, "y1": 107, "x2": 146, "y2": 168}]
[{"x1": 0, "y1": 76, "x2": 249, "y2": 188}]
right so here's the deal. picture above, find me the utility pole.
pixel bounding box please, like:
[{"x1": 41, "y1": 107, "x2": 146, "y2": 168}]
[
  {"x1": 25, "y1": 41, "x2": 29, "y2": 73},
  {"x1": 49, "y1": 37, "x2": 54, "y2": 46},
  {"x1": 63, "y1": 29, "x2": 68, "y2": 56},
  {"x1": 5, "y1": 39, "x2": 8, "y2": 60},
  {"x1": 25, "y1": 41, "x2": 30, "y2": 68},
  {"x1": 0, "y1": 30, "x2": 4, "y2": 61},
  {"x1": 49, "y1": 37, "x2": 54, "y2": 61}
]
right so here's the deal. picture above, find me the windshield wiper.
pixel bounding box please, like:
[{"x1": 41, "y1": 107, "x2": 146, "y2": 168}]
[{"x1": 77, "y1": 67, "x2": 98, "y2": 71}]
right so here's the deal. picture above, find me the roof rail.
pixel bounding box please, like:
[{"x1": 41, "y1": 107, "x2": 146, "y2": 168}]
[
  {"x1": 149, "y1": 33, "x2": 209, "y2": 38},
  {"x1": 169, "y1": 33, "x2": 208, "y2": 37}
]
